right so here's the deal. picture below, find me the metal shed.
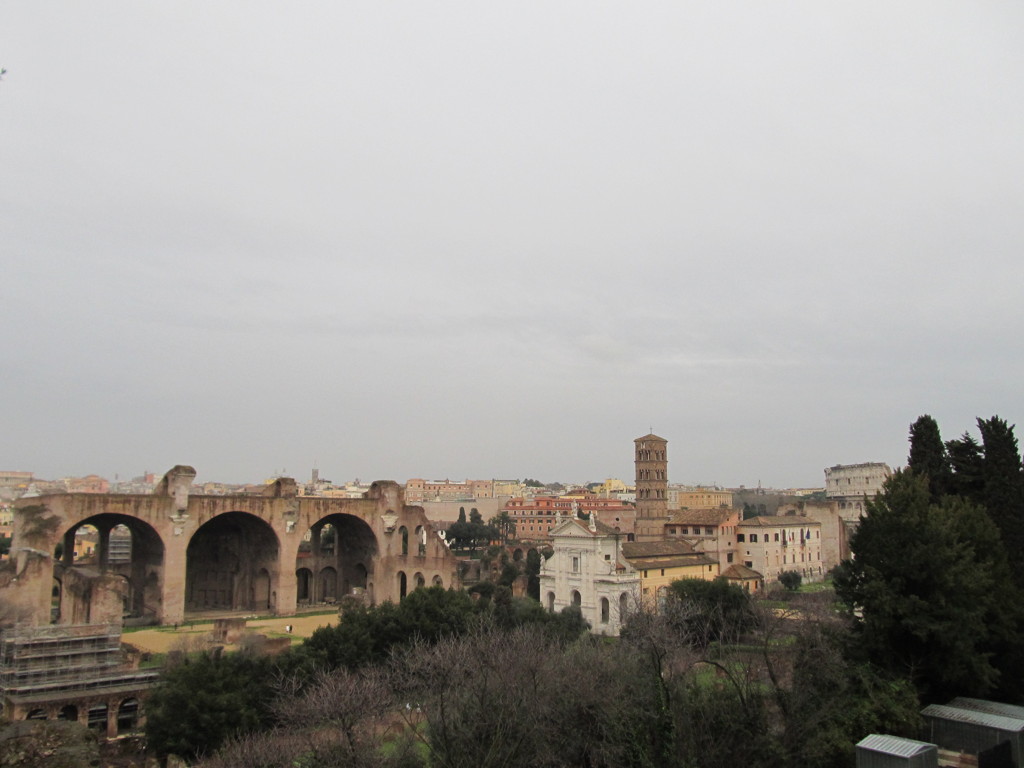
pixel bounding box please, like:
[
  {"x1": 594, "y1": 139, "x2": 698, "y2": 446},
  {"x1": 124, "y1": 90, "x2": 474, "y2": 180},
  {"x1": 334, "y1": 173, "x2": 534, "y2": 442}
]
[
  {"x1": 856, "y1": 734, "x2": 938, "y2": 768},
  {"x1": 948, "y1": 698, "x2": 1024, "y2": 721},
  {"x1": 921, "y1": 703, "x2": 1024, "y2": 767}
]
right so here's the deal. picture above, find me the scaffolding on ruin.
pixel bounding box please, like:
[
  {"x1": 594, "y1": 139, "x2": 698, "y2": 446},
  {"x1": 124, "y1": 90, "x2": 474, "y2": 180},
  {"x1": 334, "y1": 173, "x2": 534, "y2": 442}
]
[{"x1": 0, "y1": 623, "x2": 159, "y2": 704}]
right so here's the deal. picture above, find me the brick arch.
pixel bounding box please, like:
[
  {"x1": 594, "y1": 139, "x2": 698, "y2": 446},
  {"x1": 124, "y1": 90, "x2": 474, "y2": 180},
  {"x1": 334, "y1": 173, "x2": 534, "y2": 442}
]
[
  {"x1": 53, "y1": 513, "x2": 166, "y2": 625},
  {"x1": 299, "y1": 513, "x2": 378, "y2": 604},
  {"x1": 185, "y1": 511, "x2": 280, "y2": 614}
]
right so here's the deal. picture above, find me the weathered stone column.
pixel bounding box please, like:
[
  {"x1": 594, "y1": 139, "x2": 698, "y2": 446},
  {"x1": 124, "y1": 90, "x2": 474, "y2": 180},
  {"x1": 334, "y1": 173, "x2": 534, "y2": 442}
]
[{"x1": 153, "y1": 466, "x2": 197, "y2": 625}]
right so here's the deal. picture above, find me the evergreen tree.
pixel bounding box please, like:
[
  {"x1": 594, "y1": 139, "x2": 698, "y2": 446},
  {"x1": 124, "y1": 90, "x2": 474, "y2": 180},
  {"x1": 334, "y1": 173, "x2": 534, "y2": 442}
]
[
  {"x1": 146, "y1": 652, "x2": 276, "y2": 759},
  {"x1": 977, "y1": 417, "x2": 1024, "y2": 583},
  {"x1": 946, "y1": 432, "x2": 985, "y2": 501},
  {"x1": 525, "y1": 548, "x2": 542, "y2": 600},
  {"x1": 907, "y1": 414, "x2": 951, "y2": 501},
  {"x1": 835, "y1": 471, "x2": 1016, "y2": 702}
]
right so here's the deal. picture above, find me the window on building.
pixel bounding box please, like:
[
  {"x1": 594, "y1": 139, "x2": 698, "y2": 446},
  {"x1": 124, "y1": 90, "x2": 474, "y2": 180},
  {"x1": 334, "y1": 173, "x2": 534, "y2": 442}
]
[
  {"x1": 660, "y1": 569, "x2": 665, "y2": 576},
  {"x1": 744, "y1": 561, "x2": 753, "y2": 568},
  {"x1": 774, "y1": 533, "x2": 779, "y2": 542},
  {"x1": 601, "y1": 597, "x2": 609, "y2": 623},
  {"x1": 727, "y1": 553, "x2": 734, "y2": 563},
  {"x1": 705, "y1": 527, "x2": 713, "y2": 535},
  {"x1": 750, "y1": 534, "x2": 758, "y2": 543},
  {"x1": 572, "y1": 557, "x2": 579, "y2": 573},
  {"x1": 737, "y1": 534, "x2": 745, "y2": 542}
]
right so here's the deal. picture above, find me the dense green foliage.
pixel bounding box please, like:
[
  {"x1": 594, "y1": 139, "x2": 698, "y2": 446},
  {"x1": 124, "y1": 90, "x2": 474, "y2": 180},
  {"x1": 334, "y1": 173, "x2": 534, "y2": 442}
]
[
  {"x1": 525, "y1": 547, "x2": 542, "y2": 600},
  {"x1": 665, "y1": 577, "x2": 755, "y2": 646},
  {"x1": 778, "y1": 570, "x2": 801, "y2": 591},
  {"x1": 145, "y1": 652, "x2": 277, "y2": 760},
  {"x1": 977, "y1": 417, "x2": 1024, "y2": 581},
  {"x1": 148, "y1": 587, "x2": 592, "y2": 760},
  {"x1": 193, "y1": 583, "x2": 918, "y2": 768},
  {"x1": 839, "y1": 414, "x2": 1024, "y2": 704},
  {"x1": 301, "y1": 586, "x2": 479, "y2": 670},
  {"x1": 445, "y1": 513, "x2": 498, "y2": 551},
  {"x1": 907, "y1": 414, "x2": 952, "y2": 500}
]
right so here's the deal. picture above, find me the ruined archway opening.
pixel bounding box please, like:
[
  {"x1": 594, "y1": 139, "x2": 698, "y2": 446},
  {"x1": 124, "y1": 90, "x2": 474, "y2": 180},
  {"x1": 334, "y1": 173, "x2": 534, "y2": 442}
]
[
  {"x1": 296, "y1": 568, "x2": 313, "y2": 602},
  {"x1": 296, "y1": 514, "x2": 377, "y2": 606},
  {"x1": 87, "y1": 704, "x2": 107, "y2": 734},
  {"x1": 53, "y1": 514, "x2": 165, "y2": 626},
  {"x1": 117, "y1": 698, "x2": 140, "y2": 734},
  {"x1": 186, "y1": 512, "x2": 280, "y2": 615}
]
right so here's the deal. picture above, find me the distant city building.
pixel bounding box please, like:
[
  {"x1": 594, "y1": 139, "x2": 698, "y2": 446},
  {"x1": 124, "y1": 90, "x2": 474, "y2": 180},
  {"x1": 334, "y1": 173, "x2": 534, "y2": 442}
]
[
  {"x1": 504, "y1": 495, "x2": 635, "y2": 542},
  {"x1": 405, "y1": 479, "x2": 495, "y2": 503},
  {"x1": 824, "y1": 462, "x2": 891, "y2": 514},
  {"x1": 594, "y1": 478, "x2": 630, "y2": 497},
  {"x1": 492, "y1": 480, "x2": 523, "y2": 497},
  {"x1": 773, "y1": 461, "x2": 891, "y2": 569},
  {"x1": 668, "y1": 486, "x2": 733, "y2": 510},
  {"x1": 63, "y1": 475, "x2": 110, "y2": 494},
  {"x1": 664, "y1": 507, "x2": 742, "y2": 571},
  {"x1": 735, "y1": 516, "x2": 823, "y2": 584},
  {"x1": 0, "y1": 472, "x2": 33, "y2": 501},
  {"x1": 621, "y1": 539, "x2": 720, "y2": 603}
]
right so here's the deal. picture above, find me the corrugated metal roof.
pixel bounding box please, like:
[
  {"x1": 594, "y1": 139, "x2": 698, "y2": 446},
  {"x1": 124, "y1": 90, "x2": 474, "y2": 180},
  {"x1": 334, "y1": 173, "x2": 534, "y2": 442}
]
[
  {"x1": 857, "y1": 734, "x2": 936, "y2": 757},
  {"x1": 948, "y1": 697, "x2": 1024, "y2": 721},
  {"x1": 922, "y1": 704, "x2": 1024, "y2": 731}
]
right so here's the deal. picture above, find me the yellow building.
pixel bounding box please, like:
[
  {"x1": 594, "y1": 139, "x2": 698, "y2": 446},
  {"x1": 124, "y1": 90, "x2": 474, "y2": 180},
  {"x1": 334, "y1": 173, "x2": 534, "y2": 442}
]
[
  {"x1": 492, "y1": 480, "x2": 522, "y2": 497},
  {"x1": 596, "y1": 477, "x2": 630, "y2": 496},
  {"x1": 621, "y1": 539, "x2": 719, "y2": 605},
  {"x1": 670, "y1": 487, "x2": 733, "y2": 510}
]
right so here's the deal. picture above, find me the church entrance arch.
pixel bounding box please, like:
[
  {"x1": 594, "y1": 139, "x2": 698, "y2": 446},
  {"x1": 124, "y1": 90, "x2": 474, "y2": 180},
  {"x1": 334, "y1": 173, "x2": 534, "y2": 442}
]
[
  {"x1": 296, "y1": 514, "x2": 377, "y2": 604},
  {"x1": 186, "y1": 512, "x2": 279, "y2": 614}
]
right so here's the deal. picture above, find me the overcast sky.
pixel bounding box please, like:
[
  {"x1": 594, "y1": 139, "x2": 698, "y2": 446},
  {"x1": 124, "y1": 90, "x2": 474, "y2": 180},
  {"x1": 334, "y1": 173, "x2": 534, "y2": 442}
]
[{"x1": 2, "y1": 3, "x2": 1022, "y2": 489}]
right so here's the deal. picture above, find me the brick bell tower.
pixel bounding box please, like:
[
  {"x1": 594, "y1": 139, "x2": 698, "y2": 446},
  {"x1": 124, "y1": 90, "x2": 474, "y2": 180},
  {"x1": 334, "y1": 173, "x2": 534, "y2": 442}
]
[{"x1": 634, "y1": 433, "x2": 668, "y2": 541}]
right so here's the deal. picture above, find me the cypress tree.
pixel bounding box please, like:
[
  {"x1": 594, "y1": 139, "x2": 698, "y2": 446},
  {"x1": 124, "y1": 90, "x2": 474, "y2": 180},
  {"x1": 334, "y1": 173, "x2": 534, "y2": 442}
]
[
  {"x1": 946, "y1": 432, "x2": 985, "y2": 501},
  {"x1": 977, "y1": 417, "x2": 1024, "y2": 582},
  {"x1": 907, "y1": 414, "x2": 951, "y2": 501}
]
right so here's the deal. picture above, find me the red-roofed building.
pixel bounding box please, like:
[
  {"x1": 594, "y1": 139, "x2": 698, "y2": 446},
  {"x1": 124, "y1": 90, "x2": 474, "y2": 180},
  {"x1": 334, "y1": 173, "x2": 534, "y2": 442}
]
[{"x1": 503, "y1": 495, "x2": 635, "y2": 542}]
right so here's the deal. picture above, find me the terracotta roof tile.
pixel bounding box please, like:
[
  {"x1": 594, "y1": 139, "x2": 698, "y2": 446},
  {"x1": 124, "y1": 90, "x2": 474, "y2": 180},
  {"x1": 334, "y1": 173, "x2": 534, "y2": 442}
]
[
  {"x1": 722, "y1": 564, "x2": 763, "y2": 580},
  {"x1": 621, "y1": 540, "x2": 696, "y2": 558}
]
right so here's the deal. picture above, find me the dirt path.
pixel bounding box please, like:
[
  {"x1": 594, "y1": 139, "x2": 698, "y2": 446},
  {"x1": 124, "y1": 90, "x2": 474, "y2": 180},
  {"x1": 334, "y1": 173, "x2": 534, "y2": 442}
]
[{"x1": 123, "y1": 612, "x2": 340, "y2": 654}]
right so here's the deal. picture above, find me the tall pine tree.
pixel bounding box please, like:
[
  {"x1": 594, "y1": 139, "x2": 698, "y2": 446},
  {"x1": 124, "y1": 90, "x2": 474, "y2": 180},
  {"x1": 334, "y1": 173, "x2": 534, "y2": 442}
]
[
  {"x1": 946, "y1": 432, "x2": 985, "y2": 501},
  {"x1": 835, "y1": 471, "x2": 1017, "y2": 703},
  {"x1": 977, "y1": 417, "x2": 1024, "y2": 585},
  {"x1": 907, "y1": 415, "x2": 951, "y2": 501}
]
